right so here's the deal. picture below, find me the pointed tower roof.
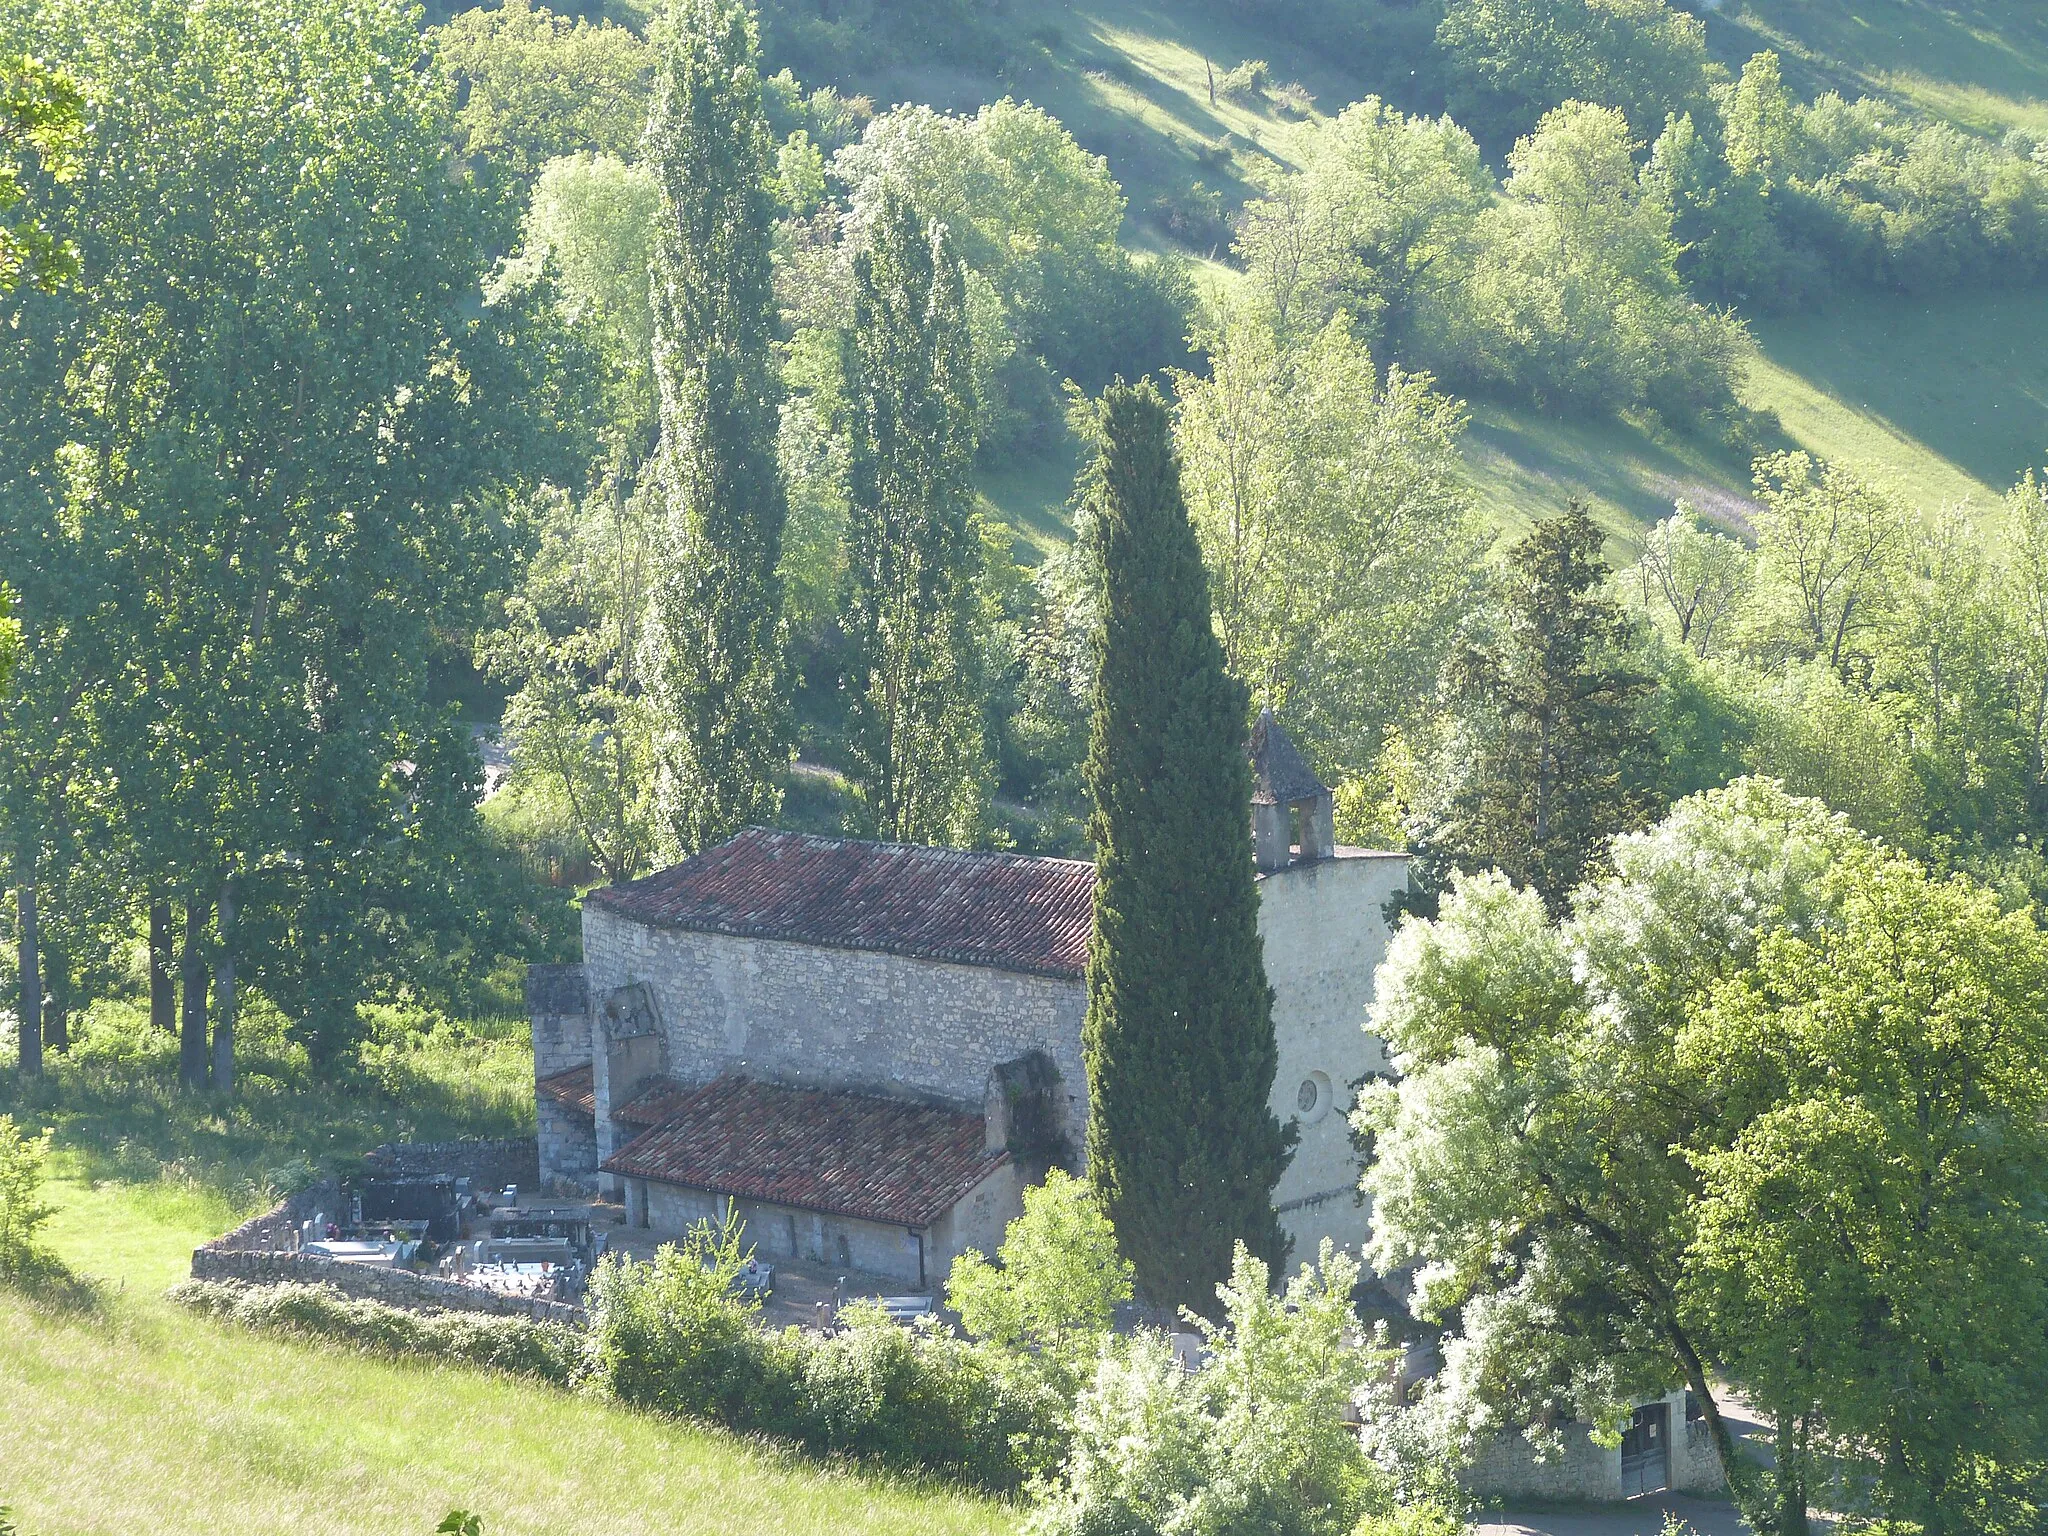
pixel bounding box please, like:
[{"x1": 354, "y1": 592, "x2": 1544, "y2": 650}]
[{"x1": 1248, "y1": 707, "x2": 1328, "y2": 806}]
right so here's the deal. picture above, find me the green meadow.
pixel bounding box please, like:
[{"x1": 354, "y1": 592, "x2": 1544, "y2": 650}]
[
  {"x1": 0, "y1": 1022, "x2": 1015, "y2": 1536},
  {"x1": 879, "y1": 0, "x2": 2048, "y2": 546}
]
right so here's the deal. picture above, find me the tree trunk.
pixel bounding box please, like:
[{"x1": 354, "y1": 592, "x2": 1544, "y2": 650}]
[
  {"x1": 42, "y1": 935, "x2": 68, "y2": 1054},
  {"x1": 150, "y1": 900, "x2": 176, "y2": 1032},
  {"x1": 15, "y1": 864, "x2": 41, "y2": 1078},
  {"x1": 1667, "y1": 1324, "x2": 1773, "y2": 1532},
  {"x1": 178, "y1": 896, "x2": 211, "y2": 1090},
  {"x1": 1775, "y1": 1408, "x2": 1810, "y2": 1536},
  {"x1": 211, "y1": 877, "x2": 236, "y2": 1097}
]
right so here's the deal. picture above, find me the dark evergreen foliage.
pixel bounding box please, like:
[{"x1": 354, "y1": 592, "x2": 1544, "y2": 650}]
[
  {"x1": 1421, "y1": 501, "x2": 1659, "y2": 910},
  {"x1": 643, "y1": 0, "x2": 791, "y2": 858},
  {"x1": 1080, "y1": 380, "x2": 1292, "y2": 1318}
]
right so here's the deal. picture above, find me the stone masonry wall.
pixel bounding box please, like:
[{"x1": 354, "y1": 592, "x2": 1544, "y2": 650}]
[
  {"x1": 207, "y1": 1180, "x2": 343, "y2": 1253},
  {"x1": 190, "y1": 1247, "x2": 584, "y2": 1326},
  {"x1": 528, "y1": 962, "x2": 592, "y2": 1081},
  {"x1": 581, "y1": 906, "x2": 1088, "y2": 1134},
  {"x1": 538, "y1": 1097, "x2": 599, "y2": 1191},
  {"x1": 364, "y1": 1138, "x2": 537, "y2": 1192},
  {"x1": 1256, "y1": 851, "x2": 1409, "y2": 1264}
]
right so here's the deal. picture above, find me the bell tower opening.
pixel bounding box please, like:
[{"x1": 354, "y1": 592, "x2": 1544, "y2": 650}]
[{"x1": 1248, "y1": 707, "x2": 1334, "y2": 873}]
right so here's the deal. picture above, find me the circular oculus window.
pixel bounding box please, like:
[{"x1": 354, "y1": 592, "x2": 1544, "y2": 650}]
[{"x1": 1296, "y1": 1070, "x2": 1334, "y2": 1125}]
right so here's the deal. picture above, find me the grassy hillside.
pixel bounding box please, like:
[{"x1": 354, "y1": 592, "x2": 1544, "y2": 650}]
[
  {"x1": 0, "y1": 1179, "x2": 1013, "y2": 1536},
  {"x1": 786, "y1": 0, "x2": 2048, "y2": 552},
  {"x1": 0, "y1": 1017, "x2": 1017, "y2": 1536}
]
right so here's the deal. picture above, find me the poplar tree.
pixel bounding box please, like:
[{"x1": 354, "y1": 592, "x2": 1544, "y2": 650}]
[
  {"x1": 1080, "y1": 380, "x2": 1292, "y2": 1318},
  {"x1": 641, "y1": 0, "x2": 789, "y2": 857},
  {"x1": 841, "y1": 188, "x2": 991, "y2": 846}
]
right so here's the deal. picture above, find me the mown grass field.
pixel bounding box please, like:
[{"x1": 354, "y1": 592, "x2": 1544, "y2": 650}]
[
  {"x1": 0, "y1": 1021, "x2": 1017, "y2": 1536},
  {"x1": 880, "y1": 0, "x2": 2048, "y2": 549},
  {"x1": 1, "y1": 1180, "x2": 1013, "y2": 1536}
]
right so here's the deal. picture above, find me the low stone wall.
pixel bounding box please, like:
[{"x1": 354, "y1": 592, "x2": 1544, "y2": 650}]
[
  {"x1": 206, "y1": 1180, "x2": 342, "y2": 1254},
  {"x1": 191, "y1": 1137, "x2": 569, "y2": 1325},
  {"x1": 363, "y1": 1137, "x2": 538, "y2": 1191},
  {"x1": 189, "y1": 1247, "x2": 584, "y2": 1326}
]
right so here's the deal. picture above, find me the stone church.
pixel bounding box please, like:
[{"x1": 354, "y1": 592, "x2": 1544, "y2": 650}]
[{"x1": 526, "y1": 713, "x2": 1407, "y2": 1289}]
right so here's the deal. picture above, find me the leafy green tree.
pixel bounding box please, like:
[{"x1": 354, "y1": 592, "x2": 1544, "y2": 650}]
[
  {"x1": 1644, "y1": 111, "x2": 1808, "y2": 307},
  {"x1": 1173, "y1": 302, "x2": 1482, "y2": 776},
  {"x1": 1436, "y1": 0, "x2": 1716, "y2": 142},
  {"x1": 1748, "y1": 451, "x2": 1907, "y2": 681},
  {"x1": 436, "y1": 0, "x2": 652, "y2": 181},
  {"x1": 1420, "y1": 502, "x2": 1658, "y2": 909},
  {"x1": 1683, "y1": 856, "x2": 2048, "y2": 1535},
  {"x1": 1739, "y1": 661, "x2": 1923, "y2": 850},
  {"x1": 834, "y1": 98, "x2": 1189, "y2": 404},
  {"x1": 840, "y1": 189, "x2": 992, "y2": 845},
  {"x1": 0, "y1": 53, "x2": 81, "y2": 294},
  {"x1": 1460, "y1": 102, "x2": 1745, "y2": 418},
  {"x1": 947, "y1": 1168, "x2": 1132, "y2": 1393},
  {"x1": 1235, "y1": 96, "x2": 1492, "y2": 353},
  {"x1": 3, "y1": 0, "x2": 583, "y2": 1077},
  {"x1": 640, "y1": 0, "x2": 791, "y2": 858},
  {"x1": 1996, "y1": 469, "x2": 2048, "y2": 796},
  {"x1": 515, "y1": 152, "x2": 662, "y2": 451},
  {"x1": 1623, "y1": 508, "x2": 1754, "y2": 660},
  {"x1": 1722, "y1": 51, "x2": 1803, "y2": 193},
  {"x1": 1362, "y1": 779, "x2": 1869, "y2": 1529},
  {"x1": 1080, "y1": 380, "x2": 1291, "y2": 1316},
  {"x1": 481, "y1": 473, "x2": 660, "y2": 885}
]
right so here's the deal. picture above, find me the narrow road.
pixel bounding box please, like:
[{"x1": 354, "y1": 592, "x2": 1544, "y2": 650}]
[{"x1": 1473, "y1": 1495, "x2": 1747, "y2": 1536}]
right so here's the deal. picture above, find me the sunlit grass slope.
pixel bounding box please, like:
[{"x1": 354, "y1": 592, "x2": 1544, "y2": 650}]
[
  {"x1": 0, "y1": 1279, "x2": 1011, "y2": 1536},
  {"x1": 1710, "y1": 0, "x2": 2048, "y2": 139},
  {"x1": 0, "y1": 1066, "x2": 1015, "y2": 1536},
  {"x1": 820, "y1": 0, "x2": 2048, "y2": 544}
]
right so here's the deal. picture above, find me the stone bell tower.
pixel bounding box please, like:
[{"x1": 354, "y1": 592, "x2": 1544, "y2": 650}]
[{"x1": 1248, "y1": 707, "x2": 1335, "y2": 872}]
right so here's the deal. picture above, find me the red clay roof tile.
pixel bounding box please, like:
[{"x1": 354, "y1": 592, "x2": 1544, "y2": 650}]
[
  {"x1": 583, "y1": 827, "x2": 1095, "y2": 979},
  {"x1": 600, "y1": 1077, "x2": 1009, "y2": 1229},
  {"x1": 537, "y1": 1064, "x2": 595, "y2": 1118}
]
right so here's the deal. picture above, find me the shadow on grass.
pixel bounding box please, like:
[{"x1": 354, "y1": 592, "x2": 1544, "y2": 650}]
[
  {"x1": 0, "y1": 1003, "x2": 534, "y2": 1208},
  {"x1": 2, "y1": 1249, "x2": 106, "y2": 1316},
  {"x1": 1749, "y1": 288, "x2": 2048, "y2": 502},
  {"x1": 1704, "y1": 0, "x2": 2048, "y2": 117}
]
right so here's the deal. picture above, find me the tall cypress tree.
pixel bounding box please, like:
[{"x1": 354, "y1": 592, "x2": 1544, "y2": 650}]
[
  {"x1": 841, "y1": 188, "x2": 991, "y2": 846},
  {"x1": 1081, "y1": 380, "x2": 1292, "y2": 1317},
  {"x1": 642, "y1": 0, "x2": 789, "y2": 858}
]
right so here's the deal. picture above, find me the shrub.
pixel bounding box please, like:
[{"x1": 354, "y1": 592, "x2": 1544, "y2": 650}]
[
  {"x1": 583, "y1": 1215, "x2": 790, "y2": 1427},
  {"x1": 0, "y1": 1116, "x2": 55, "y2": 1276},
  {"x1": 1272, "y1": 81, "x2": 1316, "y2": 120},
  {"x1": 1351, "y1": 1506, "x2": 1465, "y2": 1536},
  {"x1": 791, "y1": 1303, "x2": 1054, "y2": 1488},
  {"x1": 168, "y1": 1278, "x2": 586, "y2": 1383},
  {"x1": 1216, "y1": 59, "x2": 1271, "y2": 105},
  {"x1": 1029, "y1": 1241, "x2": 1398, "y2": 1536}
]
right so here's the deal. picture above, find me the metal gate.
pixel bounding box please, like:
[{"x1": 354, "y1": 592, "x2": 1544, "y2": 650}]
[{"x1": 1620, "y1": 1402, "x2": 1671, "y2": 1498}]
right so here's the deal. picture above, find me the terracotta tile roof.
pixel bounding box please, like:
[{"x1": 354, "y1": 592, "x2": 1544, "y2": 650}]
[
  {"x1": 601, "y1": 1077, "x2": 1009, "y2": 1229},
  {"x1": 583, "y1": 827, "x2": 1096, "y2": 980},
  {"x1": 537, "y1": 1064, "x2": 595, "y2": 1118},
  {"x1": 614, "y1": 1076, "x2": 693, "y2": 1128}
]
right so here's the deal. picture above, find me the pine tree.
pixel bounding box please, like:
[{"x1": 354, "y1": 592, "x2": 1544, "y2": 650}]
[
  {"x1": 641, "y1": 0, "x2": 790, "y2": 857},
  {"x1": 1080, "y1": 380, "x2": 1292, "y2": 1318},
  {"x1": 1423, "y1": 500, "x2": 1658, "y2": 909},
  {"x1": 841, "y1": 188, "x2": 991, "y2": 846}
]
